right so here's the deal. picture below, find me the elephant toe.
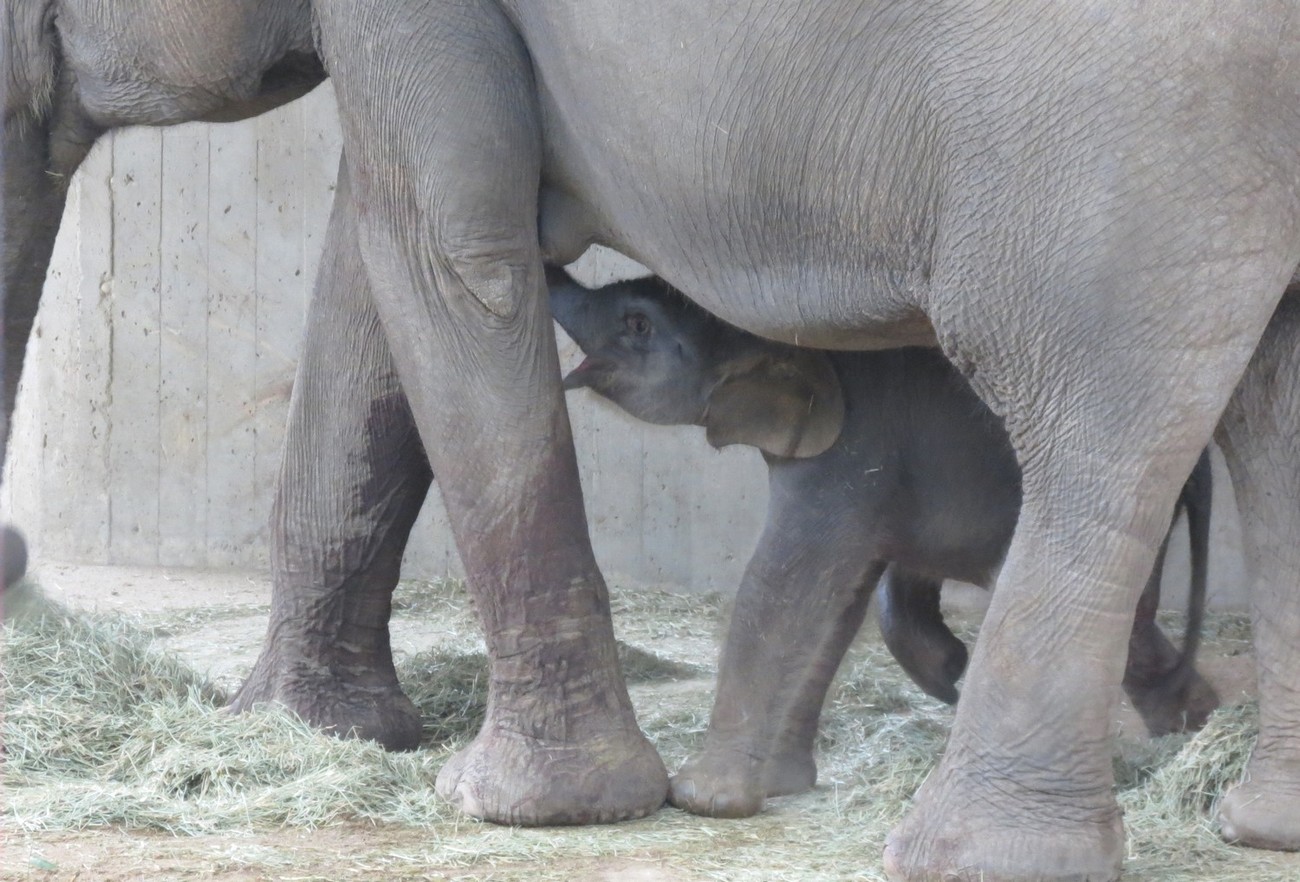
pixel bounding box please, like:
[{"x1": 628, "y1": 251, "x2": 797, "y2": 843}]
[{"x1": 1219, "y1": 771, "x2": 1300, "y2": 851}]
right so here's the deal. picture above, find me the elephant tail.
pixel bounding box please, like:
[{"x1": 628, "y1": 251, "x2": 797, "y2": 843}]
[{"x1": 1169, "y1": 447, "x2": 1213, "y2": 688}]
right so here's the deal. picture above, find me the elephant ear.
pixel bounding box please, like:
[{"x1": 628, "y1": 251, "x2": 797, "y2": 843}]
[
  {"x1": 702, "y1": 349, "x2": 844, "y2": 458},
  {"x1": 5, "y1": 3, "x2": 59, "y2": 120}
]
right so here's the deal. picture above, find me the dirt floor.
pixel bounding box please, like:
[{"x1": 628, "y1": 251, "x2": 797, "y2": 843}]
[{"x1": 1, "y1": 563, "x2": 1291, "y2": 881}]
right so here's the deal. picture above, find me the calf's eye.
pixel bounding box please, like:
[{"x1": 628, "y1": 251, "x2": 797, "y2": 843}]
[{"x1": 626, "y1": 313, "x2": 652, "y2": 336}]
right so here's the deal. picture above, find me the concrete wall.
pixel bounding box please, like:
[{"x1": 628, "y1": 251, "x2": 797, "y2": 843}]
[
  {"x1": 3, "y1": 83, "x2": 1249, "y2": 608},
  {"x1": 3, "y1": 84, "x2": 769, "y2": 596}
]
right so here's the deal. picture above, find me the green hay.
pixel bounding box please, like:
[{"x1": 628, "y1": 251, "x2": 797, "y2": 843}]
[
  {"x1": 3, "y1": 585, "x2": 454, "y2": 833},
  {"x1": 390, "y1": 577, "x2": 476, "y2": 623},
  {"x1": 399, "y1": 649, "x2": 489, "y2": 746},
  {"x1": 1118, "y1": 705, "x2": 1290, "y2": 881},
  {"x1": 3, "y1": 587, "x2": 226, "y2": 782},
  {"x1": 3, "y1": 581, "x2": 1295, "y2": 882}
]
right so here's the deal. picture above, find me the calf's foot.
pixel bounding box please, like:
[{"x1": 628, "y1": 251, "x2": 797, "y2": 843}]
[
  {"x1": 1123, "y1": 618, "x2": 1220, "y2": 736},
  {"x1": 762, "y1": 748, "x2": 817, "y2": 798},
  {"x1": 1125, "y1": 668, "x2": 1220, "y2": 736},
  {"x1": 229, "y1": 648, "x2": 421, "y2": 751},
  {"x1": 670, "y1": 747, "x2": 766, "y2": 818}
]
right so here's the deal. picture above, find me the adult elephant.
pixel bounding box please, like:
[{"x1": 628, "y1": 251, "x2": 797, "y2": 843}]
[
  {"x1": 297, "y1": 1, "x2": 1300, "y2": 879},
  {"x1": 9, "y1": 4, "x2": 1300, "y2": 879}
]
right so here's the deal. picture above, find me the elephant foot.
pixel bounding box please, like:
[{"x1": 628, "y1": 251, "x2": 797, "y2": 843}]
[
  {"x1": 882, "y1": 765, "x2": 1123, "y2": 881},
  {"x1": 761, "y1": 748, "x2": 817, "y2": 798},
  {"x1": 229, "y1": 649, "x2": 422, "y2": 751},
  {"x1": 435, "y1": 722, "x2": 667, "y2": 825},
  {"x1": 669, "y1": 747, "x2": 766, "y2": 818},
  {"x1": 1219, "y1": 761, "x2": 1300, "y2": 850},
  {"x1": 1125, "y1": 668, "x2": 1220, "y2": 737},
  {"x1": 2, "y1": 525, "x2": 28, "y2": 588}
]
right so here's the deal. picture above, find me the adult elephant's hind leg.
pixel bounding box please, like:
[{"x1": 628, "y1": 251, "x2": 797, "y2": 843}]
[
  {"x1": 314, "y1": 0, "x2": 666, "y2": 824},
  {"x1": 882, "y1": 213, "x2": 1293, "y2": 879},
  {"x1": 230, "y1": 159, "x2": 428, "y2": 750},
  {"x1": 1217, "y1": 289, "x2": 1300, "y2": 851}
]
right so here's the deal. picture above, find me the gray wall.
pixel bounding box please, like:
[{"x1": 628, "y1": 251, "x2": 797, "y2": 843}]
[
  {"x1": 3, "y1": 84, "x2": 768, "y2": 596},
  {"x1": 2, "y1": 84, "x2": 1248, "y2": 608}
]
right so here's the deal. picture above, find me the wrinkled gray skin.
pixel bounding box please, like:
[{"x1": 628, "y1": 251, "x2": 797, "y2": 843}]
[
  {"x1": 877, "y1": 452, "x2": 1218, "y2": 736},
  {"x1": 549, "y1": 268, "x2": 1220, "y2": 806},
  {"x1": 11, "y1": 3, "x2": 1300, "y2": 878}
]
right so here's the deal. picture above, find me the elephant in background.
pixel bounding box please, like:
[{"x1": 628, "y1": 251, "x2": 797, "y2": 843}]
[
  {"x1": 2, "y1": 0, "x2": 324, "y2": 586},
  {"x1": 547, "y1": 267, "x2": 1220, "y2": 817}
]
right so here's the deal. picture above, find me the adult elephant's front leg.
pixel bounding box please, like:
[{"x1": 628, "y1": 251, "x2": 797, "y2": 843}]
[
  {"x1": 229, "y1": 158, "x2": 428, "y2": 750},
  {"x1": 312, "y1": 0, "x2": 666, "y2": 824}
]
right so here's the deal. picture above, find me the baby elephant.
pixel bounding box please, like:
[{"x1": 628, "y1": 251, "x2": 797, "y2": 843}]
[{"x1": 548, "y1": 267, "x2": 1219, "y2": 819}]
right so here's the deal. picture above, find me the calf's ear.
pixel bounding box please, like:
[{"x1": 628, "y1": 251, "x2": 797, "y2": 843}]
[{"x1": 702, "y1": 349, "x2": 843, "y2": 458}]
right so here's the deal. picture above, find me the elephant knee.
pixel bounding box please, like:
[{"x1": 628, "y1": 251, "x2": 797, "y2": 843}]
[{"x1": 436, "y1": 225, "x2": 538, "y2": 322}]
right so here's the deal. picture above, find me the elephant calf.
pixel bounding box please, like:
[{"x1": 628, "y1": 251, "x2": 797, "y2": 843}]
[{"x1": 548, "y1": 267, "x2": 1219, "y2": 818}]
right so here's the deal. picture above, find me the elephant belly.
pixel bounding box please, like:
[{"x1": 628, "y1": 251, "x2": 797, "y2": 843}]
[
  {"x1": 58, "y1": 1, "x2": 317, "y2": 127},
  {"x1": 889, "y1": 540, "x2": 1007, "y2": 591},
  {"x1": 526, "y1": 3, "x2": 948, "y2": 348}
]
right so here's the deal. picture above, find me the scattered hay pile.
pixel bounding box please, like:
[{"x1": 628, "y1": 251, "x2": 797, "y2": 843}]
[
  {"x1": 3, "y1": 582, "x2": 453, "y2": 833},
  {"x1": 1, "y1": 579, "x2": 1291, "y2": 881},
  {"x1": 1, "y1": 582, "x2": 705, "y2": 836}
]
